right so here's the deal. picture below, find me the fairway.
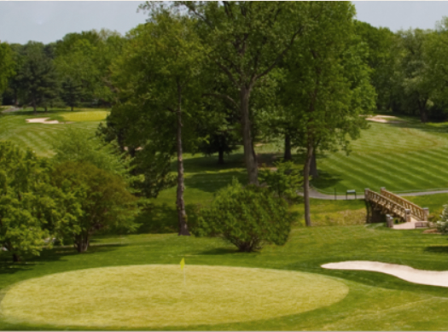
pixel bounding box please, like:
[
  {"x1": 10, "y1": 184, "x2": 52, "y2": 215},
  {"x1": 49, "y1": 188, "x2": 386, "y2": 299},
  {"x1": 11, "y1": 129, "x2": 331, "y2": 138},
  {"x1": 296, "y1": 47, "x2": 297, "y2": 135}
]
[
  {"x1": 314, "y1": 120, "x2": 448, "y2": 193},
  {"x1": 60, "y1": 110, "x2": 110, "y2": 122},
  {"x1": 0, "y1": 265, "x2": 348, "y2": 328}
]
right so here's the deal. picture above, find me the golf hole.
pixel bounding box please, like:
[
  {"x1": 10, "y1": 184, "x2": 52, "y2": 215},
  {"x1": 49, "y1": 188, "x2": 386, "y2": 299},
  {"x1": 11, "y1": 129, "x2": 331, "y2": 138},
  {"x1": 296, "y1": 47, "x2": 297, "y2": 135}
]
[{"x1": 1, "y1": 265, "x2": 349, "y2": 328}]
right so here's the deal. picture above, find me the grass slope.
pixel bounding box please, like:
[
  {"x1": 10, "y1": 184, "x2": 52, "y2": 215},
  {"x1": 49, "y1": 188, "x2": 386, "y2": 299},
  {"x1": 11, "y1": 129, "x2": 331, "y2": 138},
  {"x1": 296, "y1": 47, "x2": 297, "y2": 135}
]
[
  {"x1": 314, "y1": 117, "x2": 448, "y2": 193},
  {"x1": 0, "y1": 108, "x2": 108, "y2": 157}
]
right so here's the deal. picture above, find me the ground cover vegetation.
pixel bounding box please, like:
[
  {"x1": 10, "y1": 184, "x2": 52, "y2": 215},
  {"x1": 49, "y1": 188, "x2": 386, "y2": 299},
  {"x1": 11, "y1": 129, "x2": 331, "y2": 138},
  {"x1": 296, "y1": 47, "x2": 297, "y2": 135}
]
[{"x1": 4, "y1": 1, "x2": 448, "y2": 330}]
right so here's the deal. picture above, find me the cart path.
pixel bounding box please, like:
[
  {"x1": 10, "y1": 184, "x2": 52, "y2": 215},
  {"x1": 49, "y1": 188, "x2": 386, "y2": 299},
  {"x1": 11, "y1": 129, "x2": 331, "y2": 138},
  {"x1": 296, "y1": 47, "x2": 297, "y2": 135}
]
[{"x1": 300, "y1": 187, "x2": 448, "y2": 200}]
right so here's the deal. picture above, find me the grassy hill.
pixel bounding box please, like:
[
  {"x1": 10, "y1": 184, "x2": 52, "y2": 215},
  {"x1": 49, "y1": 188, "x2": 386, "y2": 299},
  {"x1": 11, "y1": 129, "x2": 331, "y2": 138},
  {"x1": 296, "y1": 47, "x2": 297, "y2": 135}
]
[{"x1": 314, "y1": 117, "x2": 448, "y2": 194}]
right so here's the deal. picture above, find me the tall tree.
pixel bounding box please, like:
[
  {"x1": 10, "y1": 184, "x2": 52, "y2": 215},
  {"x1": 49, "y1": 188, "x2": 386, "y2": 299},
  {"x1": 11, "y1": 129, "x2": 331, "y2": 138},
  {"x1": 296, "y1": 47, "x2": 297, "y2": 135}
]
[
  {"x1": 17, "y1": 42, "x2": 59, "y2": 113},
  {"x1": 0, "y1": 41, "x2": 15, "y2": 98},
  {"x1": 392, "y1": 29, "x2": 434, "y2": 122},
  {"x1": 153, "y1": 1, "x2": 320, "y2": 185},
  {"x1": 281, "y1": 2, "x2": 376, "y2": 226},
  {"x1": 111, "y1": 13, "x2": 205, "y2": 235}
]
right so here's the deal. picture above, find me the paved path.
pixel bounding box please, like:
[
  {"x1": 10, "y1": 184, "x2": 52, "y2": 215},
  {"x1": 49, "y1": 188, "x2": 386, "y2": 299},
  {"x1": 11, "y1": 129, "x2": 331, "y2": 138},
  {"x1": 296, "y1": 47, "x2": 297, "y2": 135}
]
[
  {"x1": 300, "y1": 187, "x2": 448, "y2": 200},
  {"x1": 1, "y1": 106, "x2": 22, "y2": 113}
]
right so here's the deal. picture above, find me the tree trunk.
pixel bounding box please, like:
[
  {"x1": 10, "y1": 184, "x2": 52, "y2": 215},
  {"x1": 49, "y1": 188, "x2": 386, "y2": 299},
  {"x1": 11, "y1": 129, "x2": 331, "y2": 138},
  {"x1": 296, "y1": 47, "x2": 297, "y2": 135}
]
[
  {"x1": 44, "y1": 106, "x2": 48, "y2": 113},
  {"x1": 75, "y1": 234, "x2": 90, "y2": 253},
  {"x1": 33, "y1": 98, "x2": 37, "y2": 114},
  {"x1": 71, "y1": 105, "x2": 74, "y2": 112},
  {"x1": 310, "y1": 150, "x2": 318, "y2": 178},
  {"x1": 240, "y1": 87, "x2": 258, "y2": 185},
  {"x1": 176, "y1": 83, "x2": 190, "y2": 236},
  {"x1": 218, "y1": 148, "x2": 224, "y2": 165},
  {"x1": 303, "y1": 143, "x2": 314, "y2": 227},
  {"x1": 12, "y1": 253, "x2": 20, "y2": 262},
  {"x1": 284, "y1": 133, "x2": 292, "y2": 161}
]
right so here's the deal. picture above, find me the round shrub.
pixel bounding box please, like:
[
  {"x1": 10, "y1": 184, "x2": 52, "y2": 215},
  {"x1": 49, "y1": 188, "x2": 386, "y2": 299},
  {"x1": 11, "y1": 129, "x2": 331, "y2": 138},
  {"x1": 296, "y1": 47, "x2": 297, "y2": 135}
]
[{"x1": 192, "y1": 179, "x2": 294, "y2": 252}]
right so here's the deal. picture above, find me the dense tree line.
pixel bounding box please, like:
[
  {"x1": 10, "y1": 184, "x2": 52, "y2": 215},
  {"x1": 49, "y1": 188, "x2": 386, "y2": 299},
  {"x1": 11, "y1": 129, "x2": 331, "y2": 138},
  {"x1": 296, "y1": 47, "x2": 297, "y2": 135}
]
[{"x1": 4, "y1": 2, "x2": 448, "y2": 256}]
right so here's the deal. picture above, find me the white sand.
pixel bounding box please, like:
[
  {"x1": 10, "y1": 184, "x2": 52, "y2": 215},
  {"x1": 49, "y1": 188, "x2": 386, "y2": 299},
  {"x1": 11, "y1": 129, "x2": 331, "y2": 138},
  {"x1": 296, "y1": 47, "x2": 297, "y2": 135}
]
[
  {"x1": 26, "y1": 118, "x2": 61, "y2": 124},
  {"x1": 322, "y1": 261, "x2": 448, "y2": 287},
  {"x1": 366, "y1": 115, "x2": 404, "y2": 124}
]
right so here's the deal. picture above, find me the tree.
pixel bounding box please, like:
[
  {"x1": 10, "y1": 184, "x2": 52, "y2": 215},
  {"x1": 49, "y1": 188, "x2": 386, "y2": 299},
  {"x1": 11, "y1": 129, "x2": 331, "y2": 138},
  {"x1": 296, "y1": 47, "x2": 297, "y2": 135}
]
[
  {"x1": 51, "y1": 162, "x2": 140, "y2": 253},
  {"x1": 354, "y1": 21, "x2": 396, "y2": 112},
  {"x1": 55, "y1": 29, "x2": 125, "y2": 108},
  {"x1": 192, "y1": 179, "x2": 293, "y2": 252},
  {"x1": 16, "y1": 42, "x2": 59, "y2": 113},
  {"x1": 393, "y1": 29, "x2": 434, "y2": 122},
  {"x1": 259, "y1": 161, "x2": 303, "y2": 205},
  {"x1": 0, "y1": 141, "x2": 80, "y2": 262},
  {"x1": 196, "y1": 103, "x2": 240, "y2": 164},
  {"x1": 157, "y1": 1, "x2": 320, "y2": 185},
  {"x1": 111, "y1": 13, "x2": 205, "y2": 235},
  {"x1": 0, "y1": 41, "x2": 15, "y2": 97},
  {"x1": 280, "y1": 2, "x2": 376, "y2": 226},
  {"x1": 52, "y1": 126, "x2": 135, "y2": 186}
]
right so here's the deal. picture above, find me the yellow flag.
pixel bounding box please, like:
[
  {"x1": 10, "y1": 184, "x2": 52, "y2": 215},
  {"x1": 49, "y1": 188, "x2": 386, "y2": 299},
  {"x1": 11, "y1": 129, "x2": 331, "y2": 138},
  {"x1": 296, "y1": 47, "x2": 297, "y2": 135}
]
[{"x1": 180, "y1": 258, "x2": 185, "y2": 270}]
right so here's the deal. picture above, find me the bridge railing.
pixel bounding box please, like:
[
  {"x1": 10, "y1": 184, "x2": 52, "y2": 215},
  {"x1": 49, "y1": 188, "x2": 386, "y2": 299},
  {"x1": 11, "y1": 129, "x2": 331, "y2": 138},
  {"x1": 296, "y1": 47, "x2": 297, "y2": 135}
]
[
  {"x1": 380, "y1": 188, "x2": 428, "y2": 221},
  {"x1": 365, "y1": 189, "x2": 410, "y2": 222}
]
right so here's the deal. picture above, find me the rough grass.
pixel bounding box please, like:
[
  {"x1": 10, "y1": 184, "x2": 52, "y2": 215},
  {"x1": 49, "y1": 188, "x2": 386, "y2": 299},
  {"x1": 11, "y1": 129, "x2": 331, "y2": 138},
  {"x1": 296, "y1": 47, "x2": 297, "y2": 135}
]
[
  {"x1": 0, "y1": 265, "x2": 348, "y2": 328},
  {"x1": 313, "y1": 117, "x2": 448, "y2": 193}
]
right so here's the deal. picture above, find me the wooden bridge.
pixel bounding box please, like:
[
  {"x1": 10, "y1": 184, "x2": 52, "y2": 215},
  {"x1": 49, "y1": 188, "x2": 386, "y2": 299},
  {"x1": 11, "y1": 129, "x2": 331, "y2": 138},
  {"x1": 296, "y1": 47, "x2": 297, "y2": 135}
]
[{"x1": 365, "y1": 188, "x2": 429, "y2": 229}]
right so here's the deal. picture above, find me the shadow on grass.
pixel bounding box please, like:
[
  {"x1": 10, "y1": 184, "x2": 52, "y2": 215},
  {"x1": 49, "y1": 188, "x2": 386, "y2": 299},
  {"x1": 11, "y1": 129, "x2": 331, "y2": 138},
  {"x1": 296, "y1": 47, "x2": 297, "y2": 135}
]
[
  {"x1": 197, "y1": 247, "x2": 239, "y2": 255},
  {"x1": 424, "y1": 246, "x2": 448, "y2": 254},
  {"x1": 185, "y1": 171, "x2": 247, "y2": 193},
  {"x1": 135, "y1": 203, "x2": 201, "y2": 234},
  {"x1": 310, "y1": 170, "x2": 344, "y2": 190}
]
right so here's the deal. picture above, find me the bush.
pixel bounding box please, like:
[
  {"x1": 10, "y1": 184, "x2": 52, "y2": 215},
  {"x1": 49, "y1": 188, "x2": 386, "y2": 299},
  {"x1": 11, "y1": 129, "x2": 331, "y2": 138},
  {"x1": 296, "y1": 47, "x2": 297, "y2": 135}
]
[
  {"x1": 259, "y1": 161, "x2": 303, "y2": 205},
  {"x1": 437, "y1": 204, "x2": 448, "y2": 234},
  {"x1": 192, "y1": 179, "x2": 294, "y2": 252}
]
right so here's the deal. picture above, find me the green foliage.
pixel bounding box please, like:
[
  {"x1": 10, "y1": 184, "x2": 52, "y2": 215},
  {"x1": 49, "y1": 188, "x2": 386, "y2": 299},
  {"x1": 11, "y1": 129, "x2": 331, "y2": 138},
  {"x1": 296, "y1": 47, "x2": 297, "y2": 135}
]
[
  {"x1": 437, "y1": 204, "x2": 448, "y2": 234},
  {"x1": 51, "y1": 161, "x2": 140, "y2": 252},
  {"x1": 0, "y1": 141, "x2": 80, "y2": 261},
  {"x1": 259, "y1": 161, "x2": 303, "y2": 205},
  {"x1": 52, "y1": 126, "x2": 136, "y2": 187},
  {"x1": 193, "y1": 179, "x2": 293, "y2": 252},
  {"x1": 0, "y1": 42, "x2": 15, "y2": 96},
  {"x1": 15, "y1": 42, "x2": 59, "y2": 111}
]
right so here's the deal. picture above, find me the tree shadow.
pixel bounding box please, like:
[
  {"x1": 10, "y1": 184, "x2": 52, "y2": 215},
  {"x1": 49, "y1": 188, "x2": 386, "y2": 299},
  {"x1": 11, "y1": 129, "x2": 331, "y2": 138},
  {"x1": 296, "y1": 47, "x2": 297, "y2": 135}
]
[
  {"x1": 424, "y1": 246, "x2": 448, "y2": 254},
  {"x1": 135, "y1": 204, "x2": 178, "y2": 234},
  {"x1": 197, "y1": 247, "x2": 239, "y2": 255},
  {"x1": 310, "y1": 170, "x2": 343, "y2": 190},
  {"x1": 185, "y1": 170, "x2": 247, "y2": 193}
]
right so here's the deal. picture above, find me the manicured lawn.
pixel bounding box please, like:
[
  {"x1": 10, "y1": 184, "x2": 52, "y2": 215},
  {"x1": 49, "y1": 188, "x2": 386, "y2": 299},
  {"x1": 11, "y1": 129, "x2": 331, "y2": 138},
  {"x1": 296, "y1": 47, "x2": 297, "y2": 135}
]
[
  {"x1": 2, "y1": 224, "x2": 448, "y2": 330},
  {"x1": 313, "y1": 117, "x2": 448, "y2": 194},
  {"x1": 0, "y1": 108, "x2": 107, "y2": 157}
]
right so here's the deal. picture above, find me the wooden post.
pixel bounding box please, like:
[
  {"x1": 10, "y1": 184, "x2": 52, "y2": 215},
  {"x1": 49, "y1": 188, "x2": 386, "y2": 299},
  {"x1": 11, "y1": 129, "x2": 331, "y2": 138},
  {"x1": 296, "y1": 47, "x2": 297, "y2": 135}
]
[
  {"x1": 405, "y1": 209, "x2": 411, "y2": 223},
  {"x1": 380, "y1": 187, "x2": 386, "y2": 195},
  {"x1": 364, "y1": 188, "x2": 370, "y2": 201},
  {"x1": 386, "y1": 214, "x2": 394, "y2": 228},
  {"x1": 423, "y1": 208, "x2": 429, "y2": 221}
]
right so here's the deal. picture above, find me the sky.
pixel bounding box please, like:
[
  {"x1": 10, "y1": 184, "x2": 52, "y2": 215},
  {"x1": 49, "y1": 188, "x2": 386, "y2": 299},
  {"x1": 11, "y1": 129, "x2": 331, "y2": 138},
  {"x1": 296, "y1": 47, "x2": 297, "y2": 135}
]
[{"x1": 0, "y1": 1, "x2": 448, "y2": 45}]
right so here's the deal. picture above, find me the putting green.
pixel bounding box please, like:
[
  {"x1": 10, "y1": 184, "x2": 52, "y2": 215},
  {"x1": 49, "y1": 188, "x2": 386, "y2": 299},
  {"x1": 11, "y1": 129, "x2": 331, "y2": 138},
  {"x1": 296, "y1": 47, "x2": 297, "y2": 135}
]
[
  {"x1": 0, "y1": 265, "x2": 349, "y2": 328},
  {"x1": 61, "y1": 111, "x2": 109, "y2": 122}
]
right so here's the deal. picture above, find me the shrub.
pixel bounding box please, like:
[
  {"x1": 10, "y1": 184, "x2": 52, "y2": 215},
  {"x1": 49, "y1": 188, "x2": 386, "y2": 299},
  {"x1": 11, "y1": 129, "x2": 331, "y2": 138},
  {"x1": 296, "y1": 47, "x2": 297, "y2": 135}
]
[
  {"x1": 259, "y1": 161, "x2": 303, "y2": 205},
  {"x1": 437, "y1": 204, "x2": 448, "y2": 234},
  {"x1": 192, "y1": 179, "x2": 294, "y2": 252}
]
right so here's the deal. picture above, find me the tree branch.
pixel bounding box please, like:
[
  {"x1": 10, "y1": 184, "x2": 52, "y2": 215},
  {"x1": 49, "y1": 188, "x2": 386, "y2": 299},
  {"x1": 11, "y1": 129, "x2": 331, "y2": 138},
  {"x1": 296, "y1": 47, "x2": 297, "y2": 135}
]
[{"x1": 202, "y1": 93, "x2": 238, "y2": 108}]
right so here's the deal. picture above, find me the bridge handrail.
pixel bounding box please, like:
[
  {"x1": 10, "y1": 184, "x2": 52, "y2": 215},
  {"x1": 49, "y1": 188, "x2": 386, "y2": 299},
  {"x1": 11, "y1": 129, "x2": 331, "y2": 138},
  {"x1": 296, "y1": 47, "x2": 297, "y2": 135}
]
[
  {"x1": 365, "y1": 189, "x2": 408, "y2": 221},
  {"x1": 380, "y1": 188, "x2": 426, "y2": 221}
]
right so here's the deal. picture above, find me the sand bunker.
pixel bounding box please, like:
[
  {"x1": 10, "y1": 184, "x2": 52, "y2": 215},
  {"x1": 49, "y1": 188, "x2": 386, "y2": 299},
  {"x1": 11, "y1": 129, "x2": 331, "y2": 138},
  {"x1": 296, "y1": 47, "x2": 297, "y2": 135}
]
[
  {"x1": 322, "y1": 261, "x2": 448, "y2": 287},
  {"x1": 26, "y1": 118, "x2": 61, "y2": 124},
  {"x1": 366, "y1": 115, "x2": 404, "y2": 124}
]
